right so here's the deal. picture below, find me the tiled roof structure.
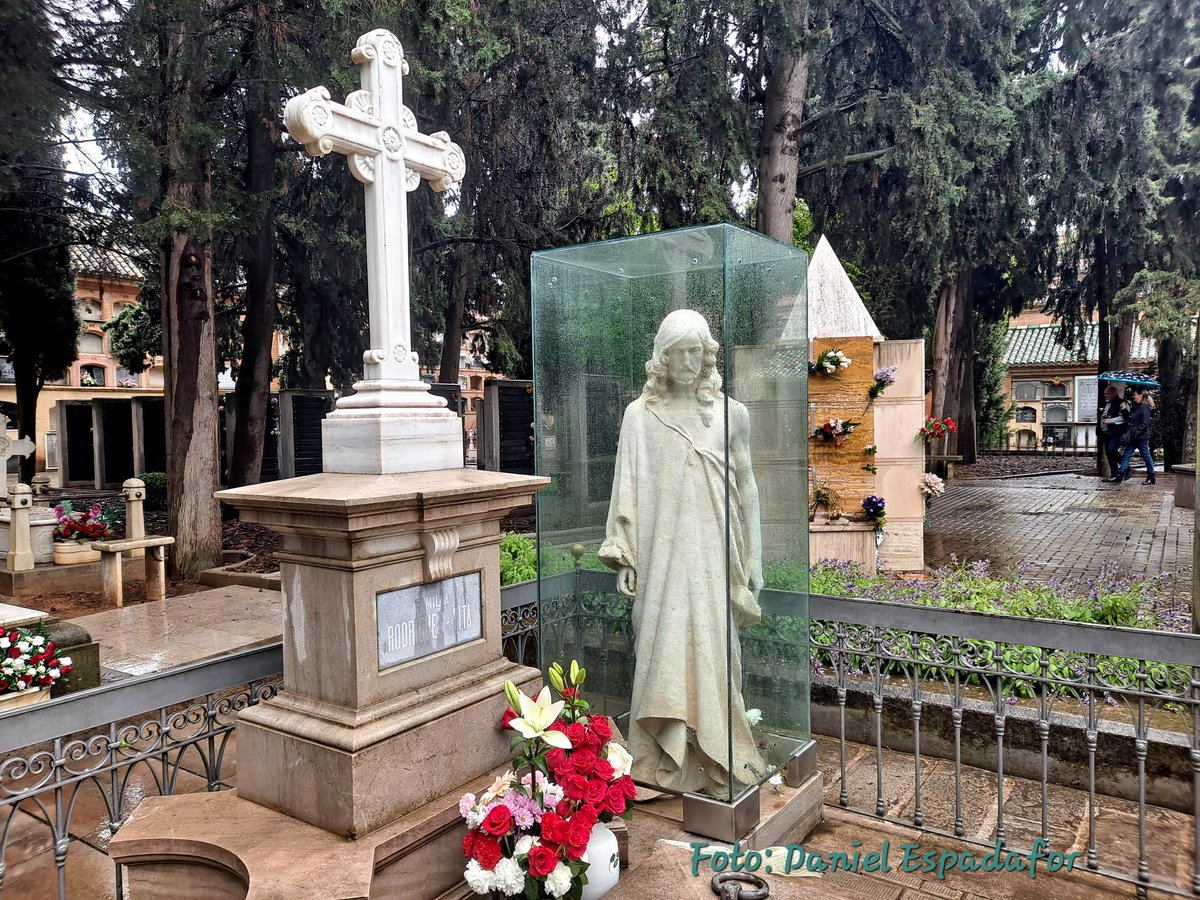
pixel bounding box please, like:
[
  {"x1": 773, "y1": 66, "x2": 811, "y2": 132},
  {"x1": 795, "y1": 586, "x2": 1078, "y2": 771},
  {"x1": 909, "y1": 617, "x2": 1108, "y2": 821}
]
[
  {"x1": 69, "y1": 244, "x2": 145, "y2": 281},
  {"x1": 1005, "y1": 323, "x2": 1156, "y2": 367}
]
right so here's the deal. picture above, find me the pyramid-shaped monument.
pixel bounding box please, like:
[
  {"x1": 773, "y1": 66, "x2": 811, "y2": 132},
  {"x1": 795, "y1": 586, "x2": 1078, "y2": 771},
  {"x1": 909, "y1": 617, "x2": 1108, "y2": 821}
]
[{"x1": 783, "y1": 235, "x2": 883, "y2": 341}]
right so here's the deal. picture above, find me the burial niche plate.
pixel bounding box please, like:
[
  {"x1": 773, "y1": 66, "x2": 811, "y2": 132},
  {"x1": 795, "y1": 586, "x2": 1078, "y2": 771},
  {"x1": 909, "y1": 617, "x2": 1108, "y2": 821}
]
[{"x1": 376, "y1": 572, "x2": 482, "y2": 670}]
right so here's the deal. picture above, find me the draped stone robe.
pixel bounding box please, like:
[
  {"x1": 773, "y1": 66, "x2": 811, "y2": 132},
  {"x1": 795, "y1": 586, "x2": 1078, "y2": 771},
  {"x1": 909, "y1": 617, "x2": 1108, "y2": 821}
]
[{"x1": 598, "y1": 392, "x2": 765, "y2": 797}]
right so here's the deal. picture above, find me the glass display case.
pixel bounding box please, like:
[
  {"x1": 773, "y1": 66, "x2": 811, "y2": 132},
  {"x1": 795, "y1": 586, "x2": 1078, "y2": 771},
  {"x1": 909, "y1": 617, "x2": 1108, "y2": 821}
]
[{"x1": 532, "y1": 224, "x2": 812, "y2": 838}]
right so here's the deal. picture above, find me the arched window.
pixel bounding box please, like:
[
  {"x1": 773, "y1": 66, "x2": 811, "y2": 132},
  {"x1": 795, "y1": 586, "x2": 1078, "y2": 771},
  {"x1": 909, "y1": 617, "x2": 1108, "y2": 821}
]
[
  {"x1": 1016, "y1": 406, "x2": 1036, "y2": 423},
  {"x1": 1017, "y1": 429, "x2": 1037, "y2": 449},
  {"x1": 1043, "y1": 404, "x2": 1070, "y2": 424},
  {"x1": 79, "y1": 365, "x2": 105, "y2": 387},
  {"x1": 78, "y1": 332, "x2": 104, "y2": 355},
  {"x1": 1045, "y1": 381, "x2": 1068, "y2": 398}
]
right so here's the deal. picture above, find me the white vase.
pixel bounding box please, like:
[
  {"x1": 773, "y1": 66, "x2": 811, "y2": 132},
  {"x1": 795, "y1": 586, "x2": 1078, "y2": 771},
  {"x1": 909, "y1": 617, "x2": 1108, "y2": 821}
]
[{"x1": 581, "y1": 822, "x2": 620, "y2": 899}]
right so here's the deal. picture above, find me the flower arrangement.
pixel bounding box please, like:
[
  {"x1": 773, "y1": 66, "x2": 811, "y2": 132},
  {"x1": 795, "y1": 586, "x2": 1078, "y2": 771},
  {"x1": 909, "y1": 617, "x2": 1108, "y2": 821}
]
[
  {"x1": 52, "y1": 501, "x2": 114, "y2": 544},
  {"x1": 1, "y1": 626, "x2": 72, "y2": 696},
  {"x1": 919, "y1": 473, "x2": 945, "y2": 499},
  {"x1": 812, "y1": 416, "x2": 860, "y2": 446},
  {"x1": 861, "y1": 495, "x2": 886, "y2": 530},
  {"x1": 809, "y1": 482, "x2": 844, "y2": 520},
  {"x1": 868, "y1": 366, "x2": 897, "y2": 399},
  {"x1": 459, "y1": 660, "x2": 635, "y2": 898},
  {"x1": 117, "y1": 377, "x2": 138, "y2": 388},
  {"x1": 808, "y1": 348, "x2": 852, "y2": 376},
  {"x1": 79, "y1": 373, "x2": 99, "y2": 387},
  {"x1": 916, "y1": 416, "x2": 957, "y2": 442}
]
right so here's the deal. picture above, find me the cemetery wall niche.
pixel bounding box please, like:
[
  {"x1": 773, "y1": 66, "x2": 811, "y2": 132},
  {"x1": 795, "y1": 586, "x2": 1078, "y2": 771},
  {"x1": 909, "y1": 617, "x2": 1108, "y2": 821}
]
[{"x1": 532, "y1": 223, "x2": 812, "y2": 807}]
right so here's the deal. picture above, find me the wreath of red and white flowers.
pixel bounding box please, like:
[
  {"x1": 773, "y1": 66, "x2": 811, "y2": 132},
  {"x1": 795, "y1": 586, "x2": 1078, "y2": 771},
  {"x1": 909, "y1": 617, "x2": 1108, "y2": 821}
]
[{"x1": 1, "y1": 626, "x2": 72, "y2": 696}]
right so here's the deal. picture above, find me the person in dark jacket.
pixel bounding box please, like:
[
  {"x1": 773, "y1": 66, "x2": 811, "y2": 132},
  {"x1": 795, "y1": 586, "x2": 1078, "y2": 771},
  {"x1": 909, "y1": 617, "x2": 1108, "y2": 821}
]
[
  {"x1": 1098, "y1": 385, "x2": 1127, "y2": 477},
  {"x1": 1108, "y1": 388, "x2": 1155, "y2": 484}
]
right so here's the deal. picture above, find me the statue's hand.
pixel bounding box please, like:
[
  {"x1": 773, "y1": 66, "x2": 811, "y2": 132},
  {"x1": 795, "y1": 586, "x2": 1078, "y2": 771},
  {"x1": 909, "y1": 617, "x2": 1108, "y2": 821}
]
[
  {"x1": 747, "y1": 559, "x2": 763, "y2": 596},
  {"x1": 617, "y1": 565, "x2": 637, "y2": 598}
]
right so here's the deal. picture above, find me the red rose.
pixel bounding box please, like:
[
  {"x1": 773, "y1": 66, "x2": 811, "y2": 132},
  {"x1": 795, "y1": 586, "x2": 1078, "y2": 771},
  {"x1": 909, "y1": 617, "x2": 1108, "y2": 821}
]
[
  {"x1": 562, "y1": 688, "x2": 579, "y2": 699},
  {"x1": 552, "y1": 759, "x2": 573, "y2": 783},
  {"x1": 7, "y1": 648, "x2": 19, "y2": 659},
  {"x1": 573, "y1": 804, "x2": 598, "y2": 829},
  {"x1": 564, "y1": 722, "x2": 587, "y2": 748},
  {"x1": 540, "y1": 811, "x2": 569, "y2": 844},
  {"x1": 563, "y1": 773, "x2": 588, "y2": 802},
  {"x1": 556, "y1": 800, "x2": 573, "y2": 817},
  {"x1": 45, "y1": 641, "x2": 54, "y2": 654},
  {"x1": 500, "y1": 707, "x2": 517, "y2": 730},
  {"x1": 593, "y1": 759, "x2": 615, "y2": 782},
  {"x1": 527, "y1": 843, "x2": 558, "y2": 878},
  {"x1": 565, "y1": 819, "x2": 591, "y2": 858},
  {"x1": 583, "y1": 779, "x2": 607, "y2": 806},
  {"x1": 545, "y1": 747, "x2": 567, "y2": 771},
  {"x1": 589, "y1": 716, "x2": 613, "y2": 745},
  {"x1": 618, "y1": 776, "x2": 637, "y2": 800},
  {"x1": 462, "y1": 830, "x2": 477, "y2": 859},
  {"x1": 602, "y1": 784, "x2": 626, "y2": 815},
  {"x1": 570, "y1": 749, "x2": 597, "y2": 776},
  {"x1": 472, "y1": 833, "x2": 502, "y2": 870},
  {"x1": 482, "y1": 804, "x2": 513, "y2": 836}
]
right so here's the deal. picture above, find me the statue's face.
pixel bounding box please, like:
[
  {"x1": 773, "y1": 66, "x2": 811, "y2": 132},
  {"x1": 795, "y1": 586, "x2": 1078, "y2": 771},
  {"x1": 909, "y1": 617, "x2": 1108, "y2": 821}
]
[{"x1": 666, "y1": 336, "x2": 704, "y2": 386}]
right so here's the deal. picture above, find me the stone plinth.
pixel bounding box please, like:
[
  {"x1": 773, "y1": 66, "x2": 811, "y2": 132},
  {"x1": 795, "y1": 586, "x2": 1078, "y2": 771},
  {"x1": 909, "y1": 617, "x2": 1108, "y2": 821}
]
[
  {"x1": 810, "y1": 521, "x2": 877, "y2": 574},
  {"x1": 1173, "y1": 464, "x2": 1194, "y2": 509},
  {"x1": 0, "y1": 507, "x2": 56, "y2": 564},
  {"x1": 109, "y1": 468, "x2": 548, "y2": 898},
  {"x1": 214, "y1": 469, "x2": 547, "y2": 837}
]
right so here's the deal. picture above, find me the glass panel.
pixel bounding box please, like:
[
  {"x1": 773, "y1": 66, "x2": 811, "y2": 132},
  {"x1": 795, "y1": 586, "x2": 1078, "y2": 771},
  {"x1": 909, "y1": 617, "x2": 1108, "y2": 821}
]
[
  {"x1": 1044, "y1": 404, "x2": 1070, "y2": 423},
  {"x1": 533, "y1": 224, "x2": 810, "y2": 807},
  {"x1": 1011, "y1": 381, "x2": 1040, "y2": 401}
]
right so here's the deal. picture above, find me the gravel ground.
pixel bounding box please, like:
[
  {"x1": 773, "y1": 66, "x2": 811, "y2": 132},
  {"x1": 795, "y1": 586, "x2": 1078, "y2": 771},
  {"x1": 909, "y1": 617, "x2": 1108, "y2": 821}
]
[{"x1": 957, "y1": 453, "x2": 1098, "y2": 479}]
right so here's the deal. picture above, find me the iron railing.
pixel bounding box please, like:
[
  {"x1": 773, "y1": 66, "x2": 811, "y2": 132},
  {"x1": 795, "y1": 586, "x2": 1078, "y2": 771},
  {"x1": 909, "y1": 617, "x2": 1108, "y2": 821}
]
[
  {"x1": 3, "y1": 575, "x2": 1197, "y2": 899},
  {"x1": 0, "y1": 644, "x2": 282, "y2": 899}
]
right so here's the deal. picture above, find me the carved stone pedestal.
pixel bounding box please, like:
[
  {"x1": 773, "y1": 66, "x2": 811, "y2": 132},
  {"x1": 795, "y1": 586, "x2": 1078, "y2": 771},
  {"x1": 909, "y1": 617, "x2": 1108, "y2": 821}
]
[{"x1": 109, "y1": 469, "x2": 547, "y2": 896}]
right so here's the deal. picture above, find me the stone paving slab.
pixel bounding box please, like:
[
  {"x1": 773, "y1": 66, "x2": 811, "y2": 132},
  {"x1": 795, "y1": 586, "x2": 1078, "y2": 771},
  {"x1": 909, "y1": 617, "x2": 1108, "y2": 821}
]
[{"x1": 925, "y1": 472, "x2": 1193, "y2": 627}]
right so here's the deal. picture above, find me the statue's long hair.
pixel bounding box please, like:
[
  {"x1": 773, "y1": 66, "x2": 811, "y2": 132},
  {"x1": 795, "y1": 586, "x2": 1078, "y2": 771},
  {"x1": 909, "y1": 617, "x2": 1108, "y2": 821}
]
[{"x1": 642, "y1": 329, "x2": 723, "y2": 427}]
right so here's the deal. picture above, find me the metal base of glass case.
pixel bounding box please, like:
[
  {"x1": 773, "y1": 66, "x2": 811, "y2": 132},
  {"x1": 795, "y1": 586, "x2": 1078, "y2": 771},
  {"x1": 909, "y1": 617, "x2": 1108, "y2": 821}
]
[{"x1": 681, "y1": 741, "x2": 818, "y2": 842}]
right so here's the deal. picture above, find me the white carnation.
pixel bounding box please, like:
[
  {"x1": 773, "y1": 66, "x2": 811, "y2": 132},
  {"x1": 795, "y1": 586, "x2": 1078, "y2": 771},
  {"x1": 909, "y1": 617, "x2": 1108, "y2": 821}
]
[
  {"x1": 544, "y1": 862, "x2": 573, "y2": 898},
  {"x1": 465, "y1": 808, "x2": 485, "y2": 830},
  {"x1": 514, "y1": 835, "x2": 536, "y2": 856},
  {"x1": 491, "y1": 857, "x2": 526, "y2": 896},
  {"x1": 464, "y1": 859, "x2": 494, "y2": 894},
  {"x1": 59, "y1": 656, "x2": 72, "y2": 667},
  {"x1": 745, "y1": 708, "x2": 762, "y2": 727}
]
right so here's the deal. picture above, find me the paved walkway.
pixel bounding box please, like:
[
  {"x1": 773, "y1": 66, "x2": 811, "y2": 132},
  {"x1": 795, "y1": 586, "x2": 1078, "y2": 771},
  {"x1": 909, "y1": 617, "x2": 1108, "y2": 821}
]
[{"x1": 925, "y1": 472, "x2": 1194, "y2": 624}]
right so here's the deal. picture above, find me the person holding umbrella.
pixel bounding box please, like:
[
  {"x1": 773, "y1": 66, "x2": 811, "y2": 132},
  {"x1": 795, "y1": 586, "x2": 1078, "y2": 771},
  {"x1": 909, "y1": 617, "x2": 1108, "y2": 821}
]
[
  {"x1": 1108, "y1": 387, "x2": 1156, "y2": 484},
  {"x1": 1099, "y1": 385, "x2": 1127, "y2": 477}
]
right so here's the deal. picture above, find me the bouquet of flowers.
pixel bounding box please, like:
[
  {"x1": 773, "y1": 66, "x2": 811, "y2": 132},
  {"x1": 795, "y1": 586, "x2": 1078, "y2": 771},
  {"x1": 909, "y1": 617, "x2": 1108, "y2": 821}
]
[
  {"x1": 808, "y1": 348, "x2": 852, "y2": 375},
  {"x1": 916, "y1": 416, "x2": 957, "y2": 442},
  {"x1": 868, "y1": 366, "x2": 897, "y2": 399},
  {"x1": 861, "y1": 495, "x2": 886, "y2": 530},
  {"x1": 812, "y1": 416, "x2": 860, "y2": 446},
  {"x1": 919, "y1": 473, "x2": 945, "y2": 499},
  {"x1": 1, "y1": 626, "x2": 72, "y2": 696},
  {"x1": 460, "y1": 660, "x2": 635, "y2": 898},
  {"x1": 52, "y1": 501, "x2": 114, "y2": 544}
]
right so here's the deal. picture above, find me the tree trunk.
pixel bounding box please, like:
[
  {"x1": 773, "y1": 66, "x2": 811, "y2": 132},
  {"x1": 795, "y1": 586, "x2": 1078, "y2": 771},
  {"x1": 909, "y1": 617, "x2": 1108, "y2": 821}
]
[
  {"x1": 229, "y1": 62, "x2": 277, "y2": 488},
  {"x1": 754, "y1": 0, "x2": 810, "y2": 245},
  {"x1": 160, "y1": 20, "x2": 221, "y2": 578},
  {"x1": 1156, "y1": 336, "x2": 1184, "y2": 469},
  {"x1": 437, "y1": 250, "x2": 470, "y2": 386},
  {"x1": 13, "y1": 365, "x2": 38, "y2": 485},
  {"x1": 930, "y1": 269, "x2": 977, "y2": 464}
]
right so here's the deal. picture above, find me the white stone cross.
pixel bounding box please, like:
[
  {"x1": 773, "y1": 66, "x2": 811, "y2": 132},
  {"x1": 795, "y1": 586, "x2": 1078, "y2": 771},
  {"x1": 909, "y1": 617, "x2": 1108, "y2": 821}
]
[
  {"x1": 0, "y1": 435, "x2": 35, "y2": 464},
  {"x1": 284, "y1": 29, "x2": 466, "y2": 385}
]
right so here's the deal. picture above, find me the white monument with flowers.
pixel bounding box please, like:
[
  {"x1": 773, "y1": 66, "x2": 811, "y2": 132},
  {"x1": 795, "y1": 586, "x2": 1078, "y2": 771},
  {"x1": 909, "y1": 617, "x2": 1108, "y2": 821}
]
[{"x1": 109, "y1": 30, "x2": 547, "y2": 898}]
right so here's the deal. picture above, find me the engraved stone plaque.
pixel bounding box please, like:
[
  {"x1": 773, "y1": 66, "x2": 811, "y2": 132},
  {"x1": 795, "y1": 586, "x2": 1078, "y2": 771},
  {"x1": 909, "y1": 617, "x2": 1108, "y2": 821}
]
[{"x1": 377, "y1": 572, "x2": 482, "y2": 669}]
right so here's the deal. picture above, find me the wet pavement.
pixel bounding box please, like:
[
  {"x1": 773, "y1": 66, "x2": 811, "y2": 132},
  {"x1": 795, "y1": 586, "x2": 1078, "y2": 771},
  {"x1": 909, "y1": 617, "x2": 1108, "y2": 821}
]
[{"x1": 924, "y1": 471, "x2": 1193, "y2": 626}]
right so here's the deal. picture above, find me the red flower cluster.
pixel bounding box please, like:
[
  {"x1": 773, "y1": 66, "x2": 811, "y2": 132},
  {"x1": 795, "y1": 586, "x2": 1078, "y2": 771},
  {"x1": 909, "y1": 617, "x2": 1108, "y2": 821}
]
[
  {"x1": 1, "y1": 630, "x2": 73, "y2": 695},
  {"x1": 52, "y1": 502, "x2": 113, "y2": 544},
  {"x1": 918, "y1": 416, "x2": 957, "y2": 441},
  {"x1": 462, "y1": 830, "x2": 502, "y2": 870},
  {"x1": 545, "y1": 714, "x2": 637, "y2": 823}
]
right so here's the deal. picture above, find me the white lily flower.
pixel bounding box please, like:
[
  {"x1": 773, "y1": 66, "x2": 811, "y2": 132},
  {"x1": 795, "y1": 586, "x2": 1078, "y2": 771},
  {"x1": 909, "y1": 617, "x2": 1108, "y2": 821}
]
[{"x1": 508, "y1": 686, "x2": 572, "y2": 748}]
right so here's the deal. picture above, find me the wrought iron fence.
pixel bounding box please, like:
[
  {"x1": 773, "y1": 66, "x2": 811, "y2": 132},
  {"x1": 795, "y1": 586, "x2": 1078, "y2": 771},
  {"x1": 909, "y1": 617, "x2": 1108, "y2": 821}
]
[
  {"x1": 0, "y1": 644, "x2": 282, "y2": 900},
  {"x1": 520, "y1": 566, "x2": 1200, "y2": 899},
  {"x1": 981, "y1": 422, "x2": 1101, "y2": 455},
  {"x1": 3, "y1": 575, "x2": 1196, "y2": 899}
]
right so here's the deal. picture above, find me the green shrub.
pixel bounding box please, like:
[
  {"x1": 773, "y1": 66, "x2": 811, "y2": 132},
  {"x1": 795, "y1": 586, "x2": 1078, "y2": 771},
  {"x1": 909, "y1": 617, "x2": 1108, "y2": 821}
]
[
  {"x1": 138, "y1": 472, "x2": 167, "y2": 512},
  {"x1": 499, "y1": 532, "x2": 538, "y2": 585}
]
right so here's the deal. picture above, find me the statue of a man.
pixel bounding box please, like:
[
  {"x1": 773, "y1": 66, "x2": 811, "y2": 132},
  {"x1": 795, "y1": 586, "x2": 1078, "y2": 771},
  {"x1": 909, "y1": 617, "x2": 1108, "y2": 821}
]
[{"x1": 599, "y1": 309, "x2": 766, "y2": 796}]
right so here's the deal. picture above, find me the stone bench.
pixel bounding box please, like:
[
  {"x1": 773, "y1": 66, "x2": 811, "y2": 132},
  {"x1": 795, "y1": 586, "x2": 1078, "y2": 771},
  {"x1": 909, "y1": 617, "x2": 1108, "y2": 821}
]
[
  {"x1": 1173, "y1": 464, "x2": 1195, "y2": 509},
  {"x1": 89, "y1": 536, "x2": 176, "y2": 608}
]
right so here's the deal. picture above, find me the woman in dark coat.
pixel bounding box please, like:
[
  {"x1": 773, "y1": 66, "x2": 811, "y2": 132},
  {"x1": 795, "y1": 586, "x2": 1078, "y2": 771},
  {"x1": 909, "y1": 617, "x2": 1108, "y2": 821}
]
[{"x1": 1109, "y1": 388, "x2": 1155, "y2": 485}]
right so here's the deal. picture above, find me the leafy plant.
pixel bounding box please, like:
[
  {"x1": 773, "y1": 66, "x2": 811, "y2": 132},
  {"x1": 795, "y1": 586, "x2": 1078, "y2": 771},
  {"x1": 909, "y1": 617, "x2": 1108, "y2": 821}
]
[{"x1": 499, "y1": 532, "x2": 538, "y2": 586}]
